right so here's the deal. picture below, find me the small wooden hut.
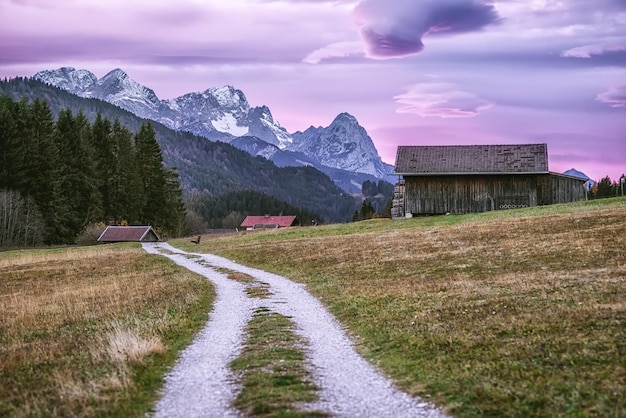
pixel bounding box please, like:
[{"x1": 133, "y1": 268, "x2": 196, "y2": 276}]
[{"x1": 97, "y1": 225, "x2": 160, "y2": 243}]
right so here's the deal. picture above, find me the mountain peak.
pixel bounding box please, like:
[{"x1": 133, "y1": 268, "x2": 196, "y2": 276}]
[
  {"x1": 563, "y1": 168, "x2": 590, "y2": 179},
  {"x1": 33, "y1": 67, "x2": 97, "y2": 94},
  {"x1": 102, "y1": 68, "x2": 129, "y2": 80},
  {"x1": 333, "y1": 112, "x2": 358, "y2": 124},
  {"x1": 289, "y1": 112, "x2": 389, "y2": 178},
  {"x1": 204, "y1": 85, "x2": 249, "y2": 110}
]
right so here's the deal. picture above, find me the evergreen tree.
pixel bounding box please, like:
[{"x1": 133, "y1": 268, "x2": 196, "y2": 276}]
[
  {"x1": 90, "y1": 113, "x2": 115, "y2": 222},
  {"x1": 54, "y1": 109, "x2": 101, "y2": 241},
  {"x1": 594, "y1": 176, "x2": 614, "y2": 199},
  {"x1": 110, "y1": 119, "x2": 136, "y2": 223},
  {"x1": 134, "y1": 122, "x2": 185, "y2": 235},
  {"x1": 74, "y1": 111, "x2": 103, "y2": 224},
  {"x1": 25, "y1": 99, "x2": 63, "y2": 244},
  {"x1": 353, "y1": 199, "x2": 376, "y2": 221},
  {"x1": 0, "y1": 96, "x2": 17, "y2": 189}
]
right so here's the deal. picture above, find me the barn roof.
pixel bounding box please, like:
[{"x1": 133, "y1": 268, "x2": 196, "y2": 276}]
[
  {"x1": 97, "y1": 226, "x2": 160, "y2": 242},
  {"x1": 240, "y1": 215, "x2": 297, "y2": 228},
  {"x1": 394, "y1": 144, "x2": 549, "y2": 175}
]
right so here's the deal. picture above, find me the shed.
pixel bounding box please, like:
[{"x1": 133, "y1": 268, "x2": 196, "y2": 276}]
[
  {"x1": 97, "y1": 225, "x2": 160, "y2": 242},
  {"x1": 240, "y1": 215, "x2": 297, "y2": 230},
  {"x1": 393, "y1": 144, "x2": 586, "y2": 216}
]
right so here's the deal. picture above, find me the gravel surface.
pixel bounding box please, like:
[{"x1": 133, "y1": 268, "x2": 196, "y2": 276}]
[{"x1": 143, "y1": 242, "x2": 448, "y2": 418}]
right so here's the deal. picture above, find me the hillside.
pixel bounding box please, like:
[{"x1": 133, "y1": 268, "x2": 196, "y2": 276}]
[
  {"x1": 0, "y1": 78, "x2": 356, "y2": 222},
  {"x1": 173, "y1": 198, "x2": 626, "y2": 417}
]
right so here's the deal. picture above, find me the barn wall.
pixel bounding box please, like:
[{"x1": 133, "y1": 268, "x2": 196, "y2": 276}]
[
  {"x1": 403, "y1": 174, "x2": 585, "y2": 215},
  {"x1": 404, "y1": 175, "x2": 539, "y2": 214},
  {"x1": 537, "y1": 174, "x2": 586, "y2": 205}
]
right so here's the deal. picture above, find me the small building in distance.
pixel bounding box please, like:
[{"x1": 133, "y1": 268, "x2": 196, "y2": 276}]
[
  {"x1": 240, "y1": 215, "x2": 297, "y2": 231},
  {"x1": 393, "y1": 143, "x2": 586, "y2": 217},
  {"x1": 97, "y1": 225, "x2": 160, "y2": 243}
]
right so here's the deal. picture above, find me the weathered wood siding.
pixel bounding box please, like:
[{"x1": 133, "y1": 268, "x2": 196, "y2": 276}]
[
  {"x1": 537, "y1": 174, "x2": 587, "y2": 205},
  {"x1": 404, "y1": 174, "x2": 585, "y2": 215}
]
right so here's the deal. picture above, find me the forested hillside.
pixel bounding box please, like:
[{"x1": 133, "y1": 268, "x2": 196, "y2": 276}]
[
  {"x1": 0, "y1": 78, "x2": 357, "y2": 226},
  {"x1": 0, "y1": 96, "x2": 184, "y2": 246}
]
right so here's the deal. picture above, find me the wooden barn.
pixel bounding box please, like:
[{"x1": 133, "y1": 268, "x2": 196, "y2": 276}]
[
  {"x1": 393, "y1": 144, "x2": 587, "y2": 217},
  {"x1": 97, "y1": 225, "x2": 160, "y2": 243}
]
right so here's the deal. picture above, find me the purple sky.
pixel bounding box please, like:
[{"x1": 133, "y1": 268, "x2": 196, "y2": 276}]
[{"x1": 1, "y1": 0, "x2": 625, "y2": 182}]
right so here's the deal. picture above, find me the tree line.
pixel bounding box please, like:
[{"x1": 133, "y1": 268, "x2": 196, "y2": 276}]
[
  {"x1": 352, "y1": 179, "x2": 394, "y2": 221},
  {"x1": 0, "y1": 96, "x2": 184, "y2": 247},
  {"x1": 588, "y1": 175, "x2": 626, "y2": 199},
  {"x1": 187, "y1": 189, "x2": 321, "y2": 230}
]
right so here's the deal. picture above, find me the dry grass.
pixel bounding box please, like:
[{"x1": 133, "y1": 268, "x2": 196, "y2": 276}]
[
  {"x1": 0, "y1": 243, "x2": 213, "y2": 417},
  {"x1": 173, "y1": 198, "x2": 626, "y2": 417}
]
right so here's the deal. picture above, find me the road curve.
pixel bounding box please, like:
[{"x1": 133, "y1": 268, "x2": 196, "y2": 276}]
[{"x1": 143, "y1": 242, "x2": 447, "y2": 418}]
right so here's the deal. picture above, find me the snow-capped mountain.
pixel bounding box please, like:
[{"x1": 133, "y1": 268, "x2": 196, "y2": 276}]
[
  {"x1": 290, "y1": 113, "x2": 393, "y2": 178},
  {"x1": 247, "y1": 106, "x2": 293, "y2": 149},
  {"x1": 34, "y1": 67, "x2": 392, "y2": 187}
]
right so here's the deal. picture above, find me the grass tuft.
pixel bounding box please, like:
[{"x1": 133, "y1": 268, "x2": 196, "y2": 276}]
[{"x1": 229, "y1": 307, "x2": 327, "y2": 417}]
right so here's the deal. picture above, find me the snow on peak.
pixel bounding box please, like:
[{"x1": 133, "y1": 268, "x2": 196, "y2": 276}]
[
  {"x1": 33, "y1": 67, "x2": 97, "y2": 94},
  {"x1": 103, "y1": 68, "x2": 128, "y2": 79},
  {"x1": 32, "y1": 66, "x2": 390, "y2": 180},
  {"x1": 333, "y1": 112, "x2": 358, "y2": 124},
  {"x1": 288, "y1": 112, "x2": 388, "y2": 178},
  {"x1": 207, "y1": 85, "x2": 249, "y2": 110},
  {"x1": 211, "y1": 113, "x2": 249, "y2": 137}
]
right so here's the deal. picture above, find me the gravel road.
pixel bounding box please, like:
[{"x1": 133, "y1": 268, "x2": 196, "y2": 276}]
[{"x1": 143, "y1": 242, "x2": 448, "y2": 418}]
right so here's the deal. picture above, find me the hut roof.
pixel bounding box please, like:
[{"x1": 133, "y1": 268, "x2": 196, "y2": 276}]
[
  {"x1": 97, "y1": 226, "x2": 160, "y2": 242},
  {"x1": 240, "y1": 215, "x2": 297, "y2": 229},
  {"x1": 394, "y1": 144, "x2": 549, "y2": 175}
]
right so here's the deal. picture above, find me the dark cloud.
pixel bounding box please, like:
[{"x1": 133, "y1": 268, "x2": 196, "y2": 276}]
[{"x1": 353, "y1": 0, "x2": 500, "y2": 58}]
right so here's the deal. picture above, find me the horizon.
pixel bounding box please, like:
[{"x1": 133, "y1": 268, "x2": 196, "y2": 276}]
[{"x1": 1, "y1": 0, "x2": 624, "y2": 182}]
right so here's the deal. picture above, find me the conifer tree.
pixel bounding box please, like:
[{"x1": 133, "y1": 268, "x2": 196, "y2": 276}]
[
  {"x1": 25, "y1": 99, "x2": 63, "y2": 244},
  {"x1": 74, "y1": 110, "x2": 103, "y2": 224},
  {"x1": 0, "y1": 96, "x2": 18, "y2": 189},
  {"x1": 110, "y1": 119, "x2": 136, "y2": 223},
  {"x1": 90, "y1": 113, "x2": 114, "y2": 222},
  {"x1": 54, "y1": 109, "x2": 101, "y2": 241},
  {"x1": 133, "y1": 122, "x2": 185, "y2": 235},
  {"x1": 595, "y1": 176, "x2": 614, "y2": 199}
]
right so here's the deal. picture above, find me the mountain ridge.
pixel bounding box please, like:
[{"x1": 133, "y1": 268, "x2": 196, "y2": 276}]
[
  {"x1": 0, "y1": 76, "x2": 357, "y2": 222},
  {"x1": 33, "y1": 67, "x2": 394, "y2": 186}
]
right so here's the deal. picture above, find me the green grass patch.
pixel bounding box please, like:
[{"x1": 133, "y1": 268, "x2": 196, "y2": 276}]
[
  {"x1": 0, "y1": 243, "x2": 214, "y2": 417},
  {"x1": 172, "y1": 197, "x2": 626, "y2": 417},
  {"x1": 229, "y1": 307, "x2": 326, "y2": 417}
]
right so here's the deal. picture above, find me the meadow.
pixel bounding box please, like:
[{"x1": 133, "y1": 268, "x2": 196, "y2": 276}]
[
  {"x1": 0, "y1": 244, "x2": 213, "y2": 417},
  {"x1": 1, "y1": 197, "x2": 624, "y2": 417},
  {"x1": 173, "y1": 197, "x2": 626, "y2": 417}
]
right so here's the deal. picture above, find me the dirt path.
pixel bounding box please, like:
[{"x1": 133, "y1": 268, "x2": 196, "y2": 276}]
[{"x1": 143, "y1": 242, "x2": 447, "y2": 417}]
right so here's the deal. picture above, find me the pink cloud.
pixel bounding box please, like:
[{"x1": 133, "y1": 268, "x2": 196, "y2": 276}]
[
  {"x1": 302, "y1": 41, "x2": 364, "y2": 64},
  {"x1": 393, "y1": 82, "x2": 494, "y2": 118},
  {"x1": 596, "y1": 86, "x2": 626, "y2": 107},
  {"x1": 561, "y1": 44, "x2": 626, "y2": 58}
]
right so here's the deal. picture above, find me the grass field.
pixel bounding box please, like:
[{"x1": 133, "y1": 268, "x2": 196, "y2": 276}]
[
  {"x1": 0, "y1": 243, "x2": 213, "y2": 417},
  {"x1": 172, "y1": 197, "x2": 626, "y2": 417}
]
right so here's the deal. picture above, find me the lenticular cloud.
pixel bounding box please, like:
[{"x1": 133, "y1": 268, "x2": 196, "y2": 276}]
[{"x1": 353, "y1": 0, "x2": 500, "y2": 58}]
